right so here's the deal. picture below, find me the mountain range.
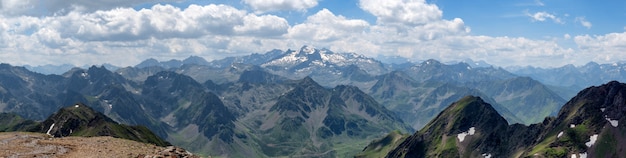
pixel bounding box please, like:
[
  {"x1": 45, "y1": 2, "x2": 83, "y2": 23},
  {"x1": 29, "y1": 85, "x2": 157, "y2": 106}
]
[
  {"x1": 1, "y1": 45, "x2": 623, "y2": 157},
  {"x1": 359, "y1": 81, "x2": 626, "y2": 157},
  {"x1": 508, "y1": 62, "x2": 626, "y2": 100}
]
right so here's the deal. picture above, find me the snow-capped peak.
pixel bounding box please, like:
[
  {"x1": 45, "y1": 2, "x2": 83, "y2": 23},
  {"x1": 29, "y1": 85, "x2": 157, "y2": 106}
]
[{"x1": 301, "y1": 45, "x2": 316, "y2": 55}]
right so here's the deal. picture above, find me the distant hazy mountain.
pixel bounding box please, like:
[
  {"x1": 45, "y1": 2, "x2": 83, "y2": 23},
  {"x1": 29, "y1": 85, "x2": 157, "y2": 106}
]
[
  {"x1": 362, "y1": 81, "x2": 626, "y2": 157},
  {"x1": 508, "y1": 61, "x2": 626, "y2": 99},
  {"x1": 25, "y1": 64, "x2": 76, "y2": 75},
  {"x1": 368, "y1": 71, "x2": 523, "y2": 129},
  {"x1": 460, "y1": 58, "x2": 493, "y2": 68},
  {"x1": 401, "y1": 59, "x2": 516, "y2": 83},
  {"x1": 208, "y1": 49, "x2": 284, "y2": 68},
  {"x1": 465, "y1": 77, "x2": 566, "y2": 124},
  {"x1": 135, "y1": 56, "x2": 210, "y2": 69},
  {"x1": 366, "y1": 60, "x2": 562, "y2": 128}
]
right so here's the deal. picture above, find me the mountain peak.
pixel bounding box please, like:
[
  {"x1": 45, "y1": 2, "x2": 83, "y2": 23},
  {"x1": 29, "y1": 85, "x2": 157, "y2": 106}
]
[
  {"x1": 422, "y1": 96, "x2": 508, "y2": 133},
  {"x1": 555, "y1": 80, "x2": 626, "y2": 128},
  {"x1": 40, "y1": 103, "x2": 170, "y2": 146},
  {"x1": 182, "y1": 56, "x2": 209, "y2": 66},
  {"x1": 298, "y1": 76, "x2": 321, "y2": 87}
]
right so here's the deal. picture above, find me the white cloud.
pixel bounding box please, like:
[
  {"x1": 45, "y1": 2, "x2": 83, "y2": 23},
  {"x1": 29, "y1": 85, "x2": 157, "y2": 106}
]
[
  {"x1": 8, "y1": 4, "x2": 289, "y2": 42},
  {"x1": 0, "y1": 1, "x2": 624, "y2": 68},
  {"x1": 0, "y1": 3, "x2": 292, "y2": 66},
  {"x1": 288, "y1": 9, "x2": 369, "y2": 41},
  {"x1": 235, "y1": 14, "x2": 289, "y2": 37},
  {"x1": 359, "y1": 0, "x2": 442, "y2": 26},
  {"x1": 574, "y1": 32, "x2": 626, "y2": 63},
  {"x1": 0, "y1": 0, "x2": 177, "y2": 16},
  {"x1": 526, "y1": 11, "x2": 563, "y2": 24},
  {"x1": 575, "y1": 17, "x2": 592, "y2": 29},
  {"x1": 243, "y1": 0, "x2": 318, "y2": 13}
]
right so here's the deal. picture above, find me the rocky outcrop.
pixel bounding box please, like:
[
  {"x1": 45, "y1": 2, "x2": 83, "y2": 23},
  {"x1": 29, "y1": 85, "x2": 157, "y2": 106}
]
[{"x1": 138, "y1": 146, "x2": 201, "y2": 158}]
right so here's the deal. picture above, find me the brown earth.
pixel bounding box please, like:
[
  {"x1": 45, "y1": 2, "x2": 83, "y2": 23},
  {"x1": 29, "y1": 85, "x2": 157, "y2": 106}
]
[{"x1": 0, "y1": 132, "x2": 184, "y2": 158}]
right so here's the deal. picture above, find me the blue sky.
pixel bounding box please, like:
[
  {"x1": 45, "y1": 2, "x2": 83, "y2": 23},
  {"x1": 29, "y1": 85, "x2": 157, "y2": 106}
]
[{"x1": 0, "y1": 0, "x2": 625, "y2": 67}]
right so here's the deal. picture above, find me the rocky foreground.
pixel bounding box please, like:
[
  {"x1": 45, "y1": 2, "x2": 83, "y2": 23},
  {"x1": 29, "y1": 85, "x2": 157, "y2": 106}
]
[{"x1": 0, "y1": 132, "x2": 201, "y2": 158}]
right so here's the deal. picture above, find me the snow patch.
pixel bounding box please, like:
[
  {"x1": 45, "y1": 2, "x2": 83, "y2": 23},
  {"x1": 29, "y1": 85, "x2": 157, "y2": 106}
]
[
  {"x1": 74, "y1": 104, "x2": 79, "y2": 108},
  {"x1": 580, "y1": 152, "x2": 587, "y2": 158},
  {"x1": 601, "y1": 108, "x2": 606, "y2": 112},
  {"x1": 46, "y1": 123, "x2": 55, "y2": 136},
  {"x1": 457, "y1": 127, "x2": 476, "y2": 142},
  {"x1": 606, "y1": 118, "x2": 619, "y2": 127},
  {"x1": 108, "y1": 104, "x2": 113, "y2": 109},
  {"x1": 605, "y1": 116, "x2": 618, "y2": 127},
  {"x1": 81, "y1": 72, "x2": 88, "y2": 78},
  {"x1": 557, "y1": 131, "x2": 564, "y2": 138},
  {"x1": 571, "y1": 154, "x2": 577, "y2": 158},
  {"x1": 570, "y1": 124, "x2": 576, "y2": 128},
  {"x1": 585, "y1": 134, "x2": 598, "y2": 147},
  {"x1": 482, "y1": 153, "x2": 491, "y2": 158}
]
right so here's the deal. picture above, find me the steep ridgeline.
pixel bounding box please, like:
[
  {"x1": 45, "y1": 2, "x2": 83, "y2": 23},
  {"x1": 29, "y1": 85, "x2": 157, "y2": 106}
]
[
  {"x1": 381, "y1": 96, "x2": 535, "y2": 157},
  {"x1": 139, "y1": 71, "x2": 251, "y2": 157},
  {"x1": 369, "y1": 71, "x2": 523, "y2": 129},
  {"x1": 526, "y1": 81, "x2": 626, "y2": 157},
  {"x1": 231, "y1": 77, "x2": 411, "y2": 157},
  {"x1": 0, "y1": 103, "x2": 169, "y2": 147},
  {"x1": 360, "y1": 81, "x2": 626, "y2": 157},
  {"x1": 39, "y1": 103, "x2": 170, "y2": 147}
]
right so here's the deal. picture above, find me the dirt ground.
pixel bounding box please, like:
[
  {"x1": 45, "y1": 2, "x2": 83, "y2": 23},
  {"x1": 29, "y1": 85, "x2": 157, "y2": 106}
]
[{"x1": 0, "y1": 132, "x2": 165, "y2": 158}]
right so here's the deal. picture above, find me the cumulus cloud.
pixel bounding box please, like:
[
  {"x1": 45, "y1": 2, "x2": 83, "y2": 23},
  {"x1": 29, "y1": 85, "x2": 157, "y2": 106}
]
[
  {"x1": 0, "y1": 0, "x2": 178, "y2": 16},
  {"x1": 235, "y1": 14, "x2": 290, "y2": 37},
  {"x1": 0, "y1": 1, "x2": 624, "y2": 68},
  {"x1": 4, "y1": 4, "x2": 290, "y2": 42},
  {"x1": 526, "y1": 11, "x2": 563, "y2": 24},
  {"x1": 243, "y1": 0, "x2": 318, "y2": 13},
  {"x1": 288, "y1": 9, "x2": 369, "y2": 41},
  {"x1": 575, "y1": 17, "x2": 592, "y2": 29},
  {"x1": 359, "y1": 0, "x2": 442, "y2": 26},
  {"x1": 0, "y1": 3, "x2": 293, "y2": 66},
  {"x1": 574, "y1": 32, "x2": 626, "y2": 63}
]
